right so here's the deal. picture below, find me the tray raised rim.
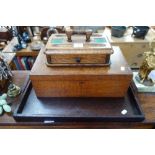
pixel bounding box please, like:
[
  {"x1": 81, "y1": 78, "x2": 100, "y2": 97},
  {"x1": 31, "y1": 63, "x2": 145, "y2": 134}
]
[{"x1": 13, "y1": 81, "x2": 145, "y2": 122}]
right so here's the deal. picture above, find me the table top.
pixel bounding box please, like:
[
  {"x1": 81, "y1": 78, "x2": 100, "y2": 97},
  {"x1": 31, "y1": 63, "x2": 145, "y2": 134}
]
[
  {"x1": 2, "y1": 37, "x2": 39, "y2": 57},
  {"x1": 99, "y1": 27, "x2": 155, "y2": 43},
  {"x1": 0, "y1": 71, "x2": 155, "y2": 128}
]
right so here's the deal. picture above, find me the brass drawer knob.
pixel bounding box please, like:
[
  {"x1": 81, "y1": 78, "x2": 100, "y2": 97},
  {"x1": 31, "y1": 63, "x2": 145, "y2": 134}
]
[
  {"x1": 75, "y1": 57, "x2": 81, "y2": 63},
  {"x1": 137, "y1": 53, "x2": 143, "y2": 58}
]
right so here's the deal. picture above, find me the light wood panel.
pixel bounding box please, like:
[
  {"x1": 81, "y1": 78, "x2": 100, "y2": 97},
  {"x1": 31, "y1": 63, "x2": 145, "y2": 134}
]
[{"x1": 30, "y1": 46, "x2": 132, "y2": 97}]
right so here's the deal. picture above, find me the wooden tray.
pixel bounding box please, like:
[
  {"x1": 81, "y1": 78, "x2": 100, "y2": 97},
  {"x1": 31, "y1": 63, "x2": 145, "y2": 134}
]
[{"x1": 13, "y1": 82, "x2": 145, "y2": 122}]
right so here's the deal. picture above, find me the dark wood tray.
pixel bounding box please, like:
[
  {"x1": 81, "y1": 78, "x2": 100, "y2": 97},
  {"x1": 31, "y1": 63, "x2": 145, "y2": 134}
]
[{"x1": 13, "y1": 82, "x2": 145, "y2": 122}]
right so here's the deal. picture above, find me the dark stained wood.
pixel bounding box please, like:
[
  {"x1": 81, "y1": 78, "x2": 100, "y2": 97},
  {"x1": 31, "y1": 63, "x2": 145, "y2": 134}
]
[
  {"x1": 30, "y1": 46, "x2": 132, "y2": 97},
  {"x1": 15, "y1": 50, "x2": 39, "y2": 57},
  {"x1": 130, "y1": 82, "x2": 155, "y2": 123},
  {"x1": 0, "y1": 71, "x2": 30, "y2": 124},
  {"x1": 134, "y1": 92, "x2": 155, "y2": 123},
  {"x1": 13, "y1": 84, "x2": 144, "y2": 122},
  {"x1": 0, "y1": 72, "x2": 155, "y2": 129},
  {"x1": 0, "y1": 122, "x2": 154, "y2": 129},
  {"x1": 0, "y1": 28, "x2": 13, "y2": 41}
]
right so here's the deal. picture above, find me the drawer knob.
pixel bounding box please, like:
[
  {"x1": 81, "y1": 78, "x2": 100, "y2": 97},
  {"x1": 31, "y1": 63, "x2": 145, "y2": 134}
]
[
  {"x1": 75, "y1": 57, "x2": 81, "y2": 63},
  {"x1": 137, "y1": 53, "x2": 143, "y2": 58}
]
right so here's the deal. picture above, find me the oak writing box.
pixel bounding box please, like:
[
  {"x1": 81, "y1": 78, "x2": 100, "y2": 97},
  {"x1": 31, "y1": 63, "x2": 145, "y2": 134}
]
[
  {"x1": 30, "y1": 46, "x2": 132, "y2": 97},
  {"x1": 44, "y1": 34, "x2": 113, "y2": 66}
]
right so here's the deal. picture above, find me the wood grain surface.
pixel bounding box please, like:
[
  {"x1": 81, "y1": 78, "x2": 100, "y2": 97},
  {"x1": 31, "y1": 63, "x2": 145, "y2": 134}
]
[
  {"x1": 45, "y1": 33, "x2": 112, "y2": 50},
  {"x1": 0, "y1": 71, "x2": 155, "y2": 128},
  {"x1": 45, "y1": 34, "x2": 113, "y2": 65},
  {"x1": 30, "y1": 46, "x2": 132, "y2": 97},
  {"x1": 46, "y1": 53, "x2": 107, "y2": 64}
]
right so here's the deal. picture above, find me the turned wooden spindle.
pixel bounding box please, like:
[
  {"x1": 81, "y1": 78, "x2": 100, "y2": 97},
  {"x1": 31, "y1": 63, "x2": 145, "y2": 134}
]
[
  {"x1": 66, "y1": 29, "x2": 73, "y2": 42},
  {"x1": 85, "y1": 29, "x2": 93, "y2": 42}
]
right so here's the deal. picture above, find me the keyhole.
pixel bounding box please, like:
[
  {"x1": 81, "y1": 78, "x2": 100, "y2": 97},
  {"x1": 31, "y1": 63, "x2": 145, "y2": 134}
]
[{"x1": 75, "y1": 57, "x2": 81, "y2": 63}]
